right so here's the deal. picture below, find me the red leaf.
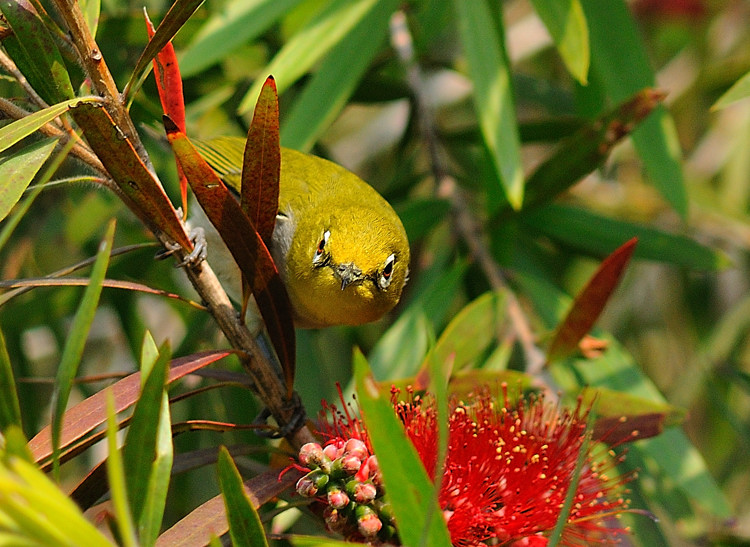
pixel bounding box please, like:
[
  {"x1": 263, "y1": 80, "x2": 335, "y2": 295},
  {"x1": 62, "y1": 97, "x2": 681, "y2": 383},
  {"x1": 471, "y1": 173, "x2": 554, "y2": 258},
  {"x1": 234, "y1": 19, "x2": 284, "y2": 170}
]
[
  {"x1": 163, "y1": 117, "x2": 296, "y2": 392},
  {"x1": 547, "y1": 238, "x2": 638, "y2": 363},
  {"x1": 145, "y1": 10, "x2": 188, "y2": 215},
  {"x1": 29, "y1": 350, "x2": 230, "y2": 464},
  {"x1": 242, "y1": 76, "x2": 280, "y2": 245},
  {"x1": 70, "y1": 102, "x2": 191, "y2": 250}
]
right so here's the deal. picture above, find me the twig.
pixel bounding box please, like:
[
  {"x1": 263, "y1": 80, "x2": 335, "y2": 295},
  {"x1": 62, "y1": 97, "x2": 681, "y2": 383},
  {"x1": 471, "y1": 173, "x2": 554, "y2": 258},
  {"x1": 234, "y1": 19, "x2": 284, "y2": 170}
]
[{"x1": 389, "y1": 10, "x2": 546, "y2": 376}]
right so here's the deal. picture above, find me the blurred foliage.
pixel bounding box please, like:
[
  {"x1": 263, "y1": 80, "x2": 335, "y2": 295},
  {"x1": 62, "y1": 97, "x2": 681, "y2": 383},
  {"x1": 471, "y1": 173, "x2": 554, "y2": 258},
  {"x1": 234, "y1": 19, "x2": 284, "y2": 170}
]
[{"x1": 1, "y1": 0, "x2": 750, "y2": 545}]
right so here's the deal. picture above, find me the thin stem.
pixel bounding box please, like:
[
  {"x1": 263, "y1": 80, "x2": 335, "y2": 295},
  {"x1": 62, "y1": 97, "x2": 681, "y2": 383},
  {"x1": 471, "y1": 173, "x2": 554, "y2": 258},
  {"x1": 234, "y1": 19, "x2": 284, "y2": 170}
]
[{"x1": 389, "y1": 10, "x2": 546, "y2": 375}]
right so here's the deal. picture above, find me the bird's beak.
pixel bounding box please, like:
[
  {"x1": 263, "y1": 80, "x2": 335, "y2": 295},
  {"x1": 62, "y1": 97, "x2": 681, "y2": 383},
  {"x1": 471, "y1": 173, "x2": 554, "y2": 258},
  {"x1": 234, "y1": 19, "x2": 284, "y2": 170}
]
[{"x1": 335, "y1": 263, "x2": 363, "y2": 290}]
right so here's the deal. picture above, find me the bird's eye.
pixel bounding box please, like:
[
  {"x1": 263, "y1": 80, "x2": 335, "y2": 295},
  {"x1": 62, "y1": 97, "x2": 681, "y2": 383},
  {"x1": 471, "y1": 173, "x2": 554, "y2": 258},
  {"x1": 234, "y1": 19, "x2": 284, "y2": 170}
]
[
  {"x1": 379, "y1": 254, "x2": 396, "y2": 289},
  {"x1": 313, "y1": 230, "x2": 330, "y2": 265}
]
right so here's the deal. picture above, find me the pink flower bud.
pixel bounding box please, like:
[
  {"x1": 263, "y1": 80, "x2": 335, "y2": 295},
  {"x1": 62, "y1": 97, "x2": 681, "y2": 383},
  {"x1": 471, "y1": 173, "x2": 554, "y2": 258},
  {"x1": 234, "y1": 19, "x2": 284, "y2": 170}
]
[
  {"x1": 343, "y1": 438, "x2": 369, "y2": 461},
  {"x1": 298, "y1": 442, "x2": 324, "y2": 468},
  {"x1": 326, "y1": 485, "x2": 350, "y2": 509},
  {"x1": 356, "y1": 505, "x2": 382, "y2": 538}
]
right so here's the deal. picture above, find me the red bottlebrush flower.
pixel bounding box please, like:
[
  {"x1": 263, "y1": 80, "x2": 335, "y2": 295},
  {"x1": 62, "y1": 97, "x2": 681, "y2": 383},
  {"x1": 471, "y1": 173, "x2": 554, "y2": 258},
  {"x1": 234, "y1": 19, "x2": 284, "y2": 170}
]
[
  {"x1": 291, "y1": 385, "x2": 632, "y2": 546},
  {"x1": 395, "y1": 387, "x2": 631, "y2": 547}
]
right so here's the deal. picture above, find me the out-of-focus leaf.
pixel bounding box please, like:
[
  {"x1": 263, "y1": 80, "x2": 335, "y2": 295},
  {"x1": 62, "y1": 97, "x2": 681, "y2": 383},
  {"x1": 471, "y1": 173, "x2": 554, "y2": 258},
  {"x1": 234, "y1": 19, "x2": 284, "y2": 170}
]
[
  {"x1": 242, "y1": 76, "x2": 280, "y2": 244},
  {"x1": 529, "y1": 0, "x2": 589, "y2": 84},
  {"x1": 453, "y1": 0, "x2": 524, "y2": 208},
  {"x1": 353, "y1": 351, "x2": 453, "y2": 547},
  {"x1": 0, "y1": 447, "x2": 112, "y2": 547},
  {"x1": 290, "y1": 537, "x2": 354, "y2": 547},
  {"x1": 395, "y1": 198, "x2": 450, "y2": 243},
  {"x1": 367, "y1": 308, "x2": 431, "y2": 382},
  {"x1": 713, "y1": 70, "x2": 750, "y2": 110},
  {"x1": 80, "y1": 0, "x2": 101, "y2": 37},
  {"x1": 522, "y1": 203, "x2": 730, "y2": 270},
  {"x1": 581, "y1": 0, "x2": 687, "y2": 218},
  {"x1": 29, "y1": 351, "x2": 230, "y2": 466},
  {"x1": 0, "y1": 97, "x2": 100, "y2": 155},
  {"x1": 415, "y1": 290, "x2": 508, "y2": 387},
  {"x1": 155, "y1": 468, "x2": 300, "y2": 546},
  {"x1": 180, "y1": 0, "x2": 304, "y2": 77},
  {"x1": 238, "y1": 0, "x2": 382, "y2": 113},
  {"x1": 447, "y1": 369, "x2": 535, "y2": 400},
  {"x1": 123, "y1": 0, "x2": 205, "y2": 100},
  {"x1": 0, "y1": 328, "x2": 22, "y2": 432},
  {"x1": 71, "y1": 103, "x2": 192, "y2": 249},
  {"x1": 0, "y1": 137, "x2": 57, "y2": 223},
  {"x1": 217, "y1": 447, "x2": 269, "y2": 547},
  {"x1": 145, "y1": 9, "x2": 188, "y2": 214},
  {"x1": 106, "y1": 392, "x2": 138, "y2": 547},
  {"x1": 280, "y1": 0, "x2": 398, "y2": 151},
  {"x1": 583, "y1": 386, "x2": 686, "y2": 444},
  {"x1": 0, "y1": 0, "x2": 74, "y2": 104},
  {"x1": 50, "y1": 220, "x2": 115, "y2": 477},
  {"x1": 164, "y1": 118, "x2": 296, "y2": 390},
  {"x1": 547, "y1": 238, "x2": 637, "y2": 363},
  {"x1": 123, "y1": 342, "x2": 170, "y2": 535},
  {"x1": 521, "y1": 89, "x2": 664, "y2": 210}
]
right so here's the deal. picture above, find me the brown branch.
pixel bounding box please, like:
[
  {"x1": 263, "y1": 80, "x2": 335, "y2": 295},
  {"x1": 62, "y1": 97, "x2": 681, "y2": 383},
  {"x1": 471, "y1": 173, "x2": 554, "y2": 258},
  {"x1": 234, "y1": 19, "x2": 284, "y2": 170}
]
[{"x1": 389, "y1": 10, "x2": 546, "y2": 376}]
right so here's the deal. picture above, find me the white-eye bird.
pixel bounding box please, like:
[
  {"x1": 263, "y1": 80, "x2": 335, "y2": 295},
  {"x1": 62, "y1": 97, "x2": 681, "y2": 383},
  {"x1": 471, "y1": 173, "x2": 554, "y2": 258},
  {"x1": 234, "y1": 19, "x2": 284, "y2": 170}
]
[{"x1": 192, "y1": 137, "x2": 410, "y2": 329}]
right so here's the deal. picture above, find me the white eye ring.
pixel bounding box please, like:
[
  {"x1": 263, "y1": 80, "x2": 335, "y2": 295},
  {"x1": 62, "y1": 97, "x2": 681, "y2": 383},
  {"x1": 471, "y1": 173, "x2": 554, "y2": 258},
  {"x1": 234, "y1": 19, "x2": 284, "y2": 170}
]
[
  {"x1": 379, "y1": 253, "x2": 396, "y2": 289},
  {"x1": 313, "y1": 230, "x2": 330, "y2": 264}
]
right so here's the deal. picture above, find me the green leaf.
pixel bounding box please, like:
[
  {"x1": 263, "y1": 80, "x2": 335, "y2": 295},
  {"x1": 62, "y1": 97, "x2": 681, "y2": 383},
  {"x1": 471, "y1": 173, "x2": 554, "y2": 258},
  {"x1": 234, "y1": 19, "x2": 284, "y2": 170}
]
[
  {"x1": 0, "y1": 0, "x2": 75, "y2": 104},
  {"x1": 453, "y1": 0, "x2": 524, "y2": 208},
  {"x1": 290, "y1": 537, "x2": 353, "y2": 547},
  {"x1": 580, "y1": 0, "x2": 687, "y2": 217},
  {"x1": 180, "y1": 0, "x2": 304, "y2": 77},
  {"x1": 367, "y1": 309, "x2": 431, "y2": 381},
  {"x1": 50, "y1": 219, "x2": 115, "y2": 478},
  {"x1": 522, "y1": 203, "x2": 730, "y2": 270},
  {"x1": 123, "y1": 342, "x2": 171, "y2": 527},
  {"x1": 353, "y1": 351, "x2": 453, "y2": 547},
  {"x1": 713, "y1": 69, "x2": 750, "y2": 110},
  {"x1": 529, "y1": 0, "x2": 589, "y2": 84},
  {"x1": 80, "y1": 0, "x2": 101, "y2": 38},
  {"x1": 238, "y1": 0, "x2": 382, "y2": 114},
  {"x1": 0, "y1": 328, "x2": 22, "y2": 432},
  {"x1": 0, "y1": 138, "x2": 58, "y2": 223},
  {"x1": 395, "y1": 198, "x2": 450, "y2": 243},
  {"x1": 280, "y1": 0, "x2": 398, "y2": 151},
  {"x1": 106, "y1": 391, "x2": 138, "y2": 547},
  {"x1": 0, "y1": 97, "x2": 100, "y2": 155},
  {"x1": 217, "y1": 446, "x2": 269, "y2": 547}
]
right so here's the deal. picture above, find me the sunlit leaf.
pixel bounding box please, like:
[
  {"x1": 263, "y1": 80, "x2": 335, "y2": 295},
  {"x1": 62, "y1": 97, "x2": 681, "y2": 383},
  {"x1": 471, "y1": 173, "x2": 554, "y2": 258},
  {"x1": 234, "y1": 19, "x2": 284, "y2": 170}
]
[
  {"x1": 713, "y1": 69, "x2": 750, "y2": 110},
  {"x1": 453, "y1": 0, "x2": 524, "y2": 208},
  {"x1": 529, "y1": 0, "x2": 589, "y2": 84},
  {"x1": 0, "y1": 328, "x2": 22, "y2": 432},
  {"x1": 0, "y1": 137, "x2": 57, "y2": 223},
  {"x1": 106, "y1": 391, "x2": 138, "y2": 547},
  {"x1": 353, "y1": 350, "x2": 453, "y2": 547}
]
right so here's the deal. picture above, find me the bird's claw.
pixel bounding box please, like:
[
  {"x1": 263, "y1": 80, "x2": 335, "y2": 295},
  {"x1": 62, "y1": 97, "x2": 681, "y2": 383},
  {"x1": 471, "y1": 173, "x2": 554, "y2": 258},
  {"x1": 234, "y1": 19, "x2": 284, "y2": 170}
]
[{"x1": 155, "y1": 227, "x2": 207, "y2": 268}]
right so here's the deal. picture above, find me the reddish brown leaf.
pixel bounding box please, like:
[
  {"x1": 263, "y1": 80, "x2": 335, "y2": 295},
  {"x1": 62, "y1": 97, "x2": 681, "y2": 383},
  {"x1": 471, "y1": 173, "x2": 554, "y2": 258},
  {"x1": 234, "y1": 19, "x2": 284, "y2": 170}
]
[
  {"x1": 145, "y1": 10, "x2": 188, "y2": 215},
  {"x1": 242, "y1": 76, "x2": 281, "y2": 245},
  {"x1": 547, "y1": 237, "x2": 638, "y2": 363},
  {"x1": 29, "y1": 350, "x2": 230, "y2": 464},
  {"x1": 155, "y1": 468, "x2": 301, "y2": 546},
  {"x1": 70, "y1": 102, "x2": 191, "y2": 249},
  {"x1": 163, "y1": 116, "x2": 296, "y2": 392},
  {"x1": 593, "y1": 413, "x2": 669, "y2": 444}
]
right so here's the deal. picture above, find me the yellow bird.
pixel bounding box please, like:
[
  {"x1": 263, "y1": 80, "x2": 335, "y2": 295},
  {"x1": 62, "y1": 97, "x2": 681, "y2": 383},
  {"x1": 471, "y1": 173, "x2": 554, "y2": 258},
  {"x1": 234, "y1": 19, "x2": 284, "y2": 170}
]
[{"x1": 192, "y1": 137, "x2": 410, "y2": 329}]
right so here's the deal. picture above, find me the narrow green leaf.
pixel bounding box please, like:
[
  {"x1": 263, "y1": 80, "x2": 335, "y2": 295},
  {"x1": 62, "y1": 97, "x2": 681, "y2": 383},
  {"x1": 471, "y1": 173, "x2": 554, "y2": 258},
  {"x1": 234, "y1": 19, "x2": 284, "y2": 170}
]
[
  {"x1": 0, "y1": 97, "x2": 100, "y2": 155},
  {"x1": 713, "y1": 69, "x2": 750, "y2": 110},
  {"x1": 0, "y1": 328, "x2": 22, "y2": 432},
  {"x1": 0, "y1": 138, "x2": 58, "y2": 223},
  {"x1": 180, "y1": 0, "x2": 304, "y2": 77},
  {"x1": 290, "y1": 537, "x2": 353, "y2": 547},
  {"x1": 529, "y1": 0, "x2": 589, "y2": 84},
  {"x1": 0, "y1": 0, "x2": 75, "y2": 104},
  {"x1": 580, "y1": 0, "x2": 687, "y2": 217},
  {"x1": 80, "y1": 0, "x2": 101, "y2": 38},
  {"x1": 353, "y1": 351, "x2": 453, "y2": 547},
  {"x1": 238, "y1": 0, "x2": 381, "y2": 114},
  {"x1": 453, "y1": 0, "x2": 524, "y2": 208},
  {"x1": 123, "y1": 342, "x2": 171, "y2": 526},
  {"x1": 280, "y1": 0, "x2": 398, "y2": 151},
  {"x1": 138, "y1": 394, "x2": 173, "y2": 547},
  {"x1": 50, "y1": 219, "x2": 116, "y2": 478},
  {"x1": 106, "y1": 391, "x2": 138, "y2": 547},
  {"x1": 217, "y1": 446, "x2": 268, "y2": 547},
  {"x1": 522, "y1": 203, "x2": 730, "y2": 270},
  {"x1": 395, "y1": 198, "x2": 450, "y2": 243},
  {"x1": 367, "y1": 308, "x2": 431, "y2": 381}
]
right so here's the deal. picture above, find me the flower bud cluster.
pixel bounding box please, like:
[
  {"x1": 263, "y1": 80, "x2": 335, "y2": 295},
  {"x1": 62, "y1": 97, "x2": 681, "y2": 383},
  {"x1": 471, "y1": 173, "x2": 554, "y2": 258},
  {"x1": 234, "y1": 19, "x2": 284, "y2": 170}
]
[{"x1": 295, "y1": 439, "x2": 396, "y2": 542}]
